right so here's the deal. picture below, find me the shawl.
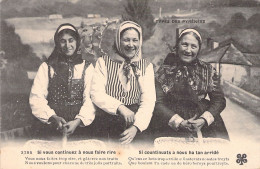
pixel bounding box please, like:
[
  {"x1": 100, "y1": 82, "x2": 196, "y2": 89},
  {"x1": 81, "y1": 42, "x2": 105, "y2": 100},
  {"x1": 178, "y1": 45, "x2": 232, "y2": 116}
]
[
  {"x1": 156, "y1": 53, "x2": 217, "y2": 102},
  {"x1": 47, "y1": 23, "x2": 83, "y2": 81}
]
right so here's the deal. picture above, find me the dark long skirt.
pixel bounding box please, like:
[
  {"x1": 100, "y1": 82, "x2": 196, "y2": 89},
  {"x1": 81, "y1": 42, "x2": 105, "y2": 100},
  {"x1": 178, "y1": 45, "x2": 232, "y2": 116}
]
[
  {"x1": 148, "y1": 100, "x2": 230, "y2": 140},
  {"x1": 91, "y1": 104, "x2": 150, "y2": 143},
  {"x1": 31, "y1": 104, "x2": 92, "y2": 140}
]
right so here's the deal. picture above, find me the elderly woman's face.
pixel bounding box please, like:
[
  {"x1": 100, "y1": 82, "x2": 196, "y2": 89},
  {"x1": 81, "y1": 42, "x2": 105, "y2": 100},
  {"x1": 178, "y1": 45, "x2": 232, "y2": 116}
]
[
  {"x1": 178, "y1": 33, "x2": 200, "y2": 63},
  {"x1": 59, "y1": 33, "x2": 77, "y2": 56},
  {"x1": 120, "y1": 29, "x2": 140, "y2": 59}
]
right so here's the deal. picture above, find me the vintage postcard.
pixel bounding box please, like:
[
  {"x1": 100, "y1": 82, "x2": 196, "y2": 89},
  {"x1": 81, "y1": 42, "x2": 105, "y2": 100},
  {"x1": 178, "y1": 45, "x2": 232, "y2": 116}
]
[{"x1": 0, "y1": 0, "x2": 260, "y2": 169}]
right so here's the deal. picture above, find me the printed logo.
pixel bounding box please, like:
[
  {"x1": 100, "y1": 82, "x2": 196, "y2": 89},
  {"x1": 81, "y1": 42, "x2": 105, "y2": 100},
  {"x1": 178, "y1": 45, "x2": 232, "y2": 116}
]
[{"x1": 236, "y1": 154, "x2": 247, "y2": 165}]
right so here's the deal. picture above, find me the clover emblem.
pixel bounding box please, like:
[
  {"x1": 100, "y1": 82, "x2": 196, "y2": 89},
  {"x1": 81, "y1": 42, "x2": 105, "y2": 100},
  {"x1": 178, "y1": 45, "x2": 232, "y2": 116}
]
[{"x1": 236, "y1": 154, "x2": 247, "y2": 165}]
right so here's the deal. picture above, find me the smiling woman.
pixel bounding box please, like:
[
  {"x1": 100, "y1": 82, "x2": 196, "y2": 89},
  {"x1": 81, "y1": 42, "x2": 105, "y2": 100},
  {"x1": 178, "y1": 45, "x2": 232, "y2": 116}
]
[
  {"x1": 90, "y1": 21, "x2": 156, "y2": 144},
  {"x1": 178, "y1": 32, "x2": 200, "y2": 63},
  {"x1": 119, "y1": 28, "x2": 140, "y2": 60},
  {"x1": 59, "y1": 33, "x2": 77, "y2": 56},
  {"x1": 29, "y1": 23, "x2": 96, "y2": 140},
  {"x1": 150, "y1": 28, "x2": 229, "y2": 140}
]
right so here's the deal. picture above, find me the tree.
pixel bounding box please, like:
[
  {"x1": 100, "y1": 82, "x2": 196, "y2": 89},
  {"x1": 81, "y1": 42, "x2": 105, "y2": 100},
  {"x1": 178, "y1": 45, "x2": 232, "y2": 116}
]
[
  {"x1": 228, "y1": 13, "x2": 247, "y2": 29},
  {"x1": 122, "y1": 0, "x2": 156, "y2": 41},
  {"x1": 247, "y1": 13, "x2": 260, "y2": 31},
  {"x1": 0, "y1": 20, "x2": 41, "y2": 70},
  {"x1": 222, "y1": 12, "x2": 247, "y2": 33}
]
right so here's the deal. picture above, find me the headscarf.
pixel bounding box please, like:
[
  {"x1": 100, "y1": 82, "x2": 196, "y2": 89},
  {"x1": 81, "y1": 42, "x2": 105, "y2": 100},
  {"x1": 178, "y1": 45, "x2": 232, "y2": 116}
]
[
  {"x1": 179, "y1": 29, "x2": 202, "y2": 45},
  {"x1": 47, "y1": 23, "x2": 83, "y2": 80},
  {"x1": 156, "y1": 29, "x2": 217, "y2": 102},
  {"x1": 115, "y1": 21, "x2": 143, "y2": 62},
  {"x1": 114, "y1": 21, "x2": 143, "y2": 92}
]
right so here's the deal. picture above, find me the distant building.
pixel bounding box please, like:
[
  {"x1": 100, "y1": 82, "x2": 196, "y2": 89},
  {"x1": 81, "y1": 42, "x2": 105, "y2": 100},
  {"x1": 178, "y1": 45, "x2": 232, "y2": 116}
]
[
  {"x1": 87, "y1": 14, "x2": 101, "y2": 18},
  {"x1": 87, "y1": 14, "x2": 95, "y2": 18},
  {"x1": 199, "y1": 38, "x2": 260, "y2": 87},
  {"x1": 49, "y1": 14, "x2": 63, "y2": 20},
  {"x1": 243, "y1": 53, "x2": 260, "y2": 79}
]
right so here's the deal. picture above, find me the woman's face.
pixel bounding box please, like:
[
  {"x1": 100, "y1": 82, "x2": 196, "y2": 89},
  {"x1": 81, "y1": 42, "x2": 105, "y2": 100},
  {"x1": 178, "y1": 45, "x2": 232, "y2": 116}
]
[
  {"x1": 178, "y1": 33, "x2": 200, "y2": 63},
  {"x1": 120, "y1": 29, "x2": 140, "y2": 59},
  {"x1": 59, "y1": 33, "x2": 77, "y2": 56}
]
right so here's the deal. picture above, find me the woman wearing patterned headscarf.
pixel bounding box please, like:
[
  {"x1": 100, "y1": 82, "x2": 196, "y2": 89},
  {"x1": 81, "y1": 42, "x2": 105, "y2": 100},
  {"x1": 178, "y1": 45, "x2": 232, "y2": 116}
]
[
  {"x1": 30, "y1": 23, "x2": 95, "y2": 139},
  {"x1": 91, "y1": 21, "x2": 156, "y2": 144},
  {"x1": 151, "y1": 28, "x2": 229, "y2": 140}
]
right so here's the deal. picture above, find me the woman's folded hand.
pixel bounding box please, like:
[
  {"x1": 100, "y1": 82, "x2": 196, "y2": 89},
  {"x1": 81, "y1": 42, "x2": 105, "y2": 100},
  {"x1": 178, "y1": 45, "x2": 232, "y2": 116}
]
[
  {"x1": 119, "y1": 125, "x2": 138, "y2": 144},
  {"x1": 179, "y1": 114, "x2": 198, "y2": 131},
  {"x1": 49, "y1": 115, "x2": 67, "y2": 131},
  {"x1": 117, "y1": 105, "x2": 135, "y2": 126},
  {"x1": 188, "y1": 118, "x2": 206, "y2": 132},
  {"x1": 63, "y1": 118, "x2": 81, "y2": 135}
]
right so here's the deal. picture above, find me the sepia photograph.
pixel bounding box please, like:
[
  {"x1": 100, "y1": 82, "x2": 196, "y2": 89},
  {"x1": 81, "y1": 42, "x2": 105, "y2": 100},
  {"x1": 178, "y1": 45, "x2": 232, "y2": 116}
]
[{"x1": 0, "y1": 0, "x2": 260, "y2": 168}]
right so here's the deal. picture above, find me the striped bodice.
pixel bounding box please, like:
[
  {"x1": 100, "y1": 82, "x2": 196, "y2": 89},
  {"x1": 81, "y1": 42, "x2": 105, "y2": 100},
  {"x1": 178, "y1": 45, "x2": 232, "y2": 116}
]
[{"x1": 102, "y1": 55, "x2": 148, "y2": 105}]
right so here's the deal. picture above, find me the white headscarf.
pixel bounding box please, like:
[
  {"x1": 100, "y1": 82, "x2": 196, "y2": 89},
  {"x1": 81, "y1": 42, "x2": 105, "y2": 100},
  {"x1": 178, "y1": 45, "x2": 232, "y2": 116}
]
[
  {"x1": 115, "y1": 21, "x2": 143, "y2": 92},
  {"x1": 179, "y1": 28, "x2": 202, "y2": 45},
  {"x1": 115, "y1": 21, "x2": 142, "y2": 62}
]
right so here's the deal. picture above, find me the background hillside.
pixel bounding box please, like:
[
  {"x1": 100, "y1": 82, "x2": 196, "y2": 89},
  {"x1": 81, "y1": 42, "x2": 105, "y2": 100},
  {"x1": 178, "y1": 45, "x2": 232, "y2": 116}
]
[{"x1": 1, "y1": 0, "x2": 260, "y2": 19}]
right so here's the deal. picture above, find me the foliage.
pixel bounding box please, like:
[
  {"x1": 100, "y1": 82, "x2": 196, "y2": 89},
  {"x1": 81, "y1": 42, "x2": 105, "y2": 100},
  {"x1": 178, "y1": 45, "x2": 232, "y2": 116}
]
[
  {"x1": 229, "y1": 0, "x2": 259, "y2": 7},
  {"x1": 0, "y1": 20, "x2": 40, "y2": 132},
  {"x1": 226, "y1": 12, "x2": 247, "y2": 29},
  {"x1": 240, "y1": 75, "x2": 260, "y2": 98},
  {"x1": 1, "y1": 93, "x2": 35, "y2": 131},
  {"x1": 122, "y1": 0, "x2": 156, "y2": 41},
  {"x1": 205, "y1": 12, "x2": 260, "y2": 53},
  {"x1": 0, "y1": 20, "x2": 41, "y2": 70},
  {"x1": 1, "y1": 0, "x2": 124, "y2": 19},
  {"x1": 247, "y1": 13, "x2": 260, "y2": 31}
]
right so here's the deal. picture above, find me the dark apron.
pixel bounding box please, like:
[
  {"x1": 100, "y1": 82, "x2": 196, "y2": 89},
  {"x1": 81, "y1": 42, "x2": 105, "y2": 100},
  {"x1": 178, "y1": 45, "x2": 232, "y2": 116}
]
[
  {"x1": 91, "y1": 104, "x2": 141, "y2": 142},
  {"x1": 32, "y1": 61, "x2": 90, "y2": 140}
]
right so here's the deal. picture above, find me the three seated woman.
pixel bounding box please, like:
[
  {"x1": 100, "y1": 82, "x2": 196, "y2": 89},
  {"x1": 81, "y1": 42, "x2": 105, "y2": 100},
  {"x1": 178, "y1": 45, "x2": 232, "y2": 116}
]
[{"x1": 30, "y1": 22, "x2": 229, "y2": 144}]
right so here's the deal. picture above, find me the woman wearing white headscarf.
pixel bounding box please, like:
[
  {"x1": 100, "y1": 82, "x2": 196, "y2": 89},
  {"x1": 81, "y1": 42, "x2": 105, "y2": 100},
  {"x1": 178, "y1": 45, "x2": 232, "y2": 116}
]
[
  {"x1": 151, "y1": 28, "x2": 229, "y2": 140},
  {"x1": 30, "y1": 23, "x2": 95, "y2": 139},
  {"x1": 91, "y1": 21, "x2": 156, "y2": 144}
]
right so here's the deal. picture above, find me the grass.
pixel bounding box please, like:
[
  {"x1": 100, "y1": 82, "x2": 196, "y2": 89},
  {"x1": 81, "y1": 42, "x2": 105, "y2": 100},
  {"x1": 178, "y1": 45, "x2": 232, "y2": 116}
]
[{"x1": 1, "y1": 93, "x2": 36, "y2": 131}]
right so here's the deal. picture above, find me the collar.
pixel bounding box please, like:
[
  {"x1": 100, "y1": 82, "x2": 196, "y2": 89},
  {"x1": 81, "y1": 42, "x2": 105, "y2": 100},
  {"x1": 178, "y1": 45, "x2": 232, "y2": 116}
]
[{"x1": 59, "y1": 53, "x2": 83, "y2": 65}]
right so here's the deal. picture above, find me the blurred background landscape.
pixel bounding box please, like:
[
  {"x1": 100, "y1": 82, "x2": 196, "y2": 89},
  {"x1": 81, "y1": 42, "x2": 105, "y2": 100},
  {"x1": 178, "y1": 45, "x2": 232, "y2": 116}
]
[{"x1": 0, "y1": 0, "x2": 260, "y2": 142}]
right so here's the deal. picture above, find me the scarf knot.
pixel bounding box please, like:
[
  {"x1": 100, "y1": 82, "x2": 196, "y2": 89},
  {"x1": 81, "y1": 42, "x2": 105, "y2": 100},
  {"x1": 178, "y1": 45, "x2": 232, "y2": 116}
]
[{"x1": 123, "y1": 61, "x2": 141, "y2": 82}]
